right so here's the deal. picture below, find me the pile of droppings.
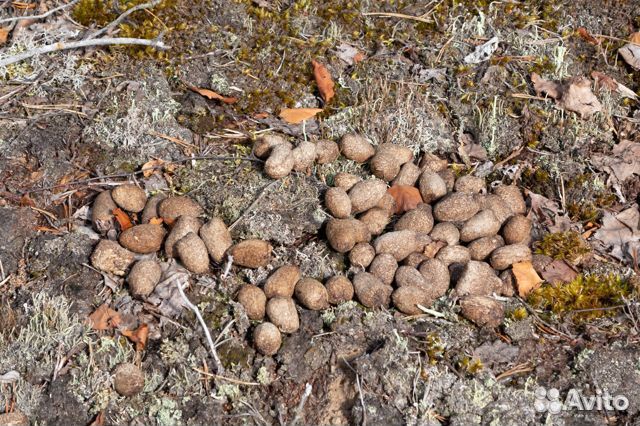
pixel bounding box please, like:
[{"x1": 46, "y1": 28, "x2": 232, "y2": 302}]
[
  {"x1": 236, "y1": 133, "x2": 533, "y2": 354},
  {"x1": 89, "y1": 184, "x2": 274, "y2": 387}
]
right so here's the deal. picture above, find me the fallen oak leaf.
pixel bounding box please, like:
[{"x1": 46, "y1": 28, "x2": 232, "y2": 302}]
[
  {"x1": 279, "y1": 108, "x2": 323, "y2": 124},
  {"x1": 591, "y1": 71, "x2": 638, "y2": 100},
  {"x1": 311, "y1": 59, "x2": 335, "y2": 103},
  {"x1": 187, "y1": 85, "x2": 237, "y2": 104},
  {"x1": 540, "y1": 259, "x2": 579, "y2": 285},
  {"x1": 87, "y1": 304, "x2": 121, "y2": 330},
  {"x1": 387, "y1": 185, "x2": 423, "y2": 214},
  {"x1": 141, "y1": 158, "x2": 164, "y2": 177},
  {"x1": 531, "y1": 73, "x2": 602, "y2": 118},
  {"x1": 512, "y1": 261, "x2": 543, "y2": 297},
  {"x1": 113, "y1": 207, "x2": 133, "y2": 231},
  {"x1": 121, "y1": 323, "x2": 149, "y2": 351}
]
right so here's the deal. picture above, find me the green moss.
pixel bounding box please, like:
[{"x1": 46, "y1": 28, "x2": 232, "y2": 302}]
[
  {"x1": 527, "y1": 273, "x2": 634, "y2": 322},
  {"x1": 424, "y1": 333, "x2": 445, "y2": 365},
  {"x1": 458, "y1": 356, "x2": 483, "y2": 375},
  {"x1": 508, "y1": 306, "x2": 529, "y2": 321},
  {"x1": 534, "y1": 231, "x2": 590, "y2": 264}
]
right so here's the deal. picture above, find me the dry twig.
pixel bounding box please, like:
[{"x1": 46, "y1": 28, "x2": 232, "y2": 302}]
[{"x1": 0, "y1": 0, "x2": 80, "y2": 25}]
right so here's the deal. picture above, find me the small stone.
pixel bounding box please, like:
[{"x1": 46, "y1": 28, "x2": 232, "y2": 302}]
[
  {"x1": 339, "y1": 133, "x2": 375, "y2": 163},
  {"x1": 91, "y1": 240, "x2": 135, "y2": 276},
  {"x1": 392, "y1": 286, "x2": 433, "y2": 314},
  {"x1": 349, "y1": 242, "x2": 376, "y2": 268},
  {"x1": 254, "y1": 134, "x2": 287, "y2": 158},
  {"x1": 490, "y1": 244, "x2": 532, "y2": 270},
  {"x1": 493, "y1": 185, "x2": 526, "y2": 215},
  {"x1": 392, "y1": 162, "x2": 421, "y2": 187},
  {"x1": 352, "y1": 272, "x2": 392, "y2": 308},
  {"x1": 455, "y1": 261, "x2": 503, "y2": 297},
  {"x1": 349, "y1": 179, "x2": 388, "y2": 214},
  {"x1": 460, "y1": 295, "x2": 504, "y2": 328},
  {"x1": 292, "y1": 141, "x2": 317, "y2": 172},
  {"x1": 476, "y1": 194, "x2": 513, "y2": 224},
  {"x1": 294, "y1": 278, "x2": 329, "y2": 310},
  {"x1": 499, "y1": 269, "x2": 515, "y2": 297},
  {"x1": 418, "y1": 171, "x2": 447, "y2": 203},
  {"x1": 140, "y1": 193, "x2": 167, "y2": 224},
  {"x1": 128, "y1": 260, "x2": 162, "y2": 298},
  {"x1": 315, "y1": 140, "x2": 340, "y2": 164},
  {"x1": 264, "y1": 265, "x2": 301, "y2": 298},
  {"x1": 358, "y1": 207, "x2": 391, "y2": 235},
  {"x1": 175, "y1": 232, "x2": 210, "y2": 273},
  {"x1": 502, "y1": 214, "x2": 532, "y2": 245},
  {"x1": 403, "y1": 252, "x2": 428, "y2": 268},
  {"x1": 395, "y1": 266, "x2": 429, "y2": 290},
  {"x1": 158, "y1": 196, "x2": 204, "y2": 221},
  {"x1": 229, "y1": 240, "x2": 272, "y2": 268},
  {"x1": 375, "y1": 193, "x2": 396, "y2": 215},
  {"x1": 119, "y1": 224, "x2": 166, "y2": 254},
  {"x1": 454, "y1": 175, "x2": 486, "y2": 193},
  {"x1": 419, "y1": 152, "x2": 447, "y2": 172},
  {"x1": 113, "y1": 363, "x2": 144, "y2": 397},
  {"x1": 394, "y1": 203, "x2": 434, "y2": 233},
  {"x1": 237, "y1": 284, "x2": 267, "y2": 320},
  {"x1": 165, "y1": 215, "x2": 202, "y2": 257},
  {"x1": 433, "y1": 193, "x2": 480, "y2": 222},
  {"x1": 266, "y1": 297, "x2": 299, "y2": 333},
  {"x1": 373, "y1": 230, "x2": 420, "y2": 261},
  {"x1": 325, "y1": 187, "x2": 352, "y2": 218},
  {"x1": 92, "y1": 190, "x2": 117, "y2": 231},
  {"x1": 418, "y1": 258, "x2": 450, "y2": 298},
  {"x1": 468, "y1": 235, "x2": 505, "y2": 260},
  {"x1": 429, "y1": 222, "x2": 460, "y2": 246},
  {"x1": 438, "y1": 168, "x2": 455, "y2": 192},
  {"x1": 333, "y1": 172, "x2": 361, "y2": 191},
  {"x1": 435, "y1": 245, "x2": 471, "y2": 266},
  {"x1": 326, "y1": 218, "x2": 371, "y2": 253},
  {"x1": 325, "y1": 275, "x2": 354, "y2": 304},
  {"x1": 253, "y1": 322, "x2": 282, "y2": 355},
  {"x1": 265, "y1": 143, "x2": 295, "y2": 179},
  {"x1": 460, "y1": 210, "x2": 500, "y2": 242},
  {"x1": 111, "y1": 184, "x2": 147, "y2": 213},
  {"x1": 370, "y1": 144, "x2": 414, "y2": 181},
  {"x1": 368, "y1": 253, "x2": 398, "y2": 286},
  {"x1": 199, "y1": 217, "x2": 233, "y2": 263}
]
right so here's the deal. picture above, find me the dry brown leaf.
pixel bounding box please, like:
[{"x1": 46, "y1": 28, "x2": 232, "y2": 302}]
[
  {"x1": 590, "y1": 71, "x2": 618, "y2": 91},
  {"x1": 512, "y1": 261, "x2": 543, "y2": 297},
  {"x1": 312, "y1": 59, "x2": 335, "y2": 103},
  {"x1": 593, "y1": 205, "x2": 640, "y2": 261},
  {"x1": 591, "y1": 139, "x2": 640, "y2": 184},
  {"x1": 531, "y1": 73, "x2": 602, "y2": 118},
  {"x1": 188, "y1": 85, "x2": 237, "y2": 104},
  {"x1": 141, "y1": 158, "x2": 164, "y2": 177},
  {"x1": 576, "y1": 27, "x2": 599, "y2": 45},
  {"x1": 540, "y1": 259, "x2": 578, "y2": 285},
  {"x1": 149, "y1": 217, "x2": 164, "y2": 225},
  {"x1": 122, "y1": 323, "x2": 149, "y2": 351},
  {"x1": 631, "y1": 32, "x2": 640, "y2": 44},
  {"x1": 113, "y1": 207, "x2": 133, "y2": 231},
  {"x1": 87, "y1": 304, "x2": 121, "y2": 330},
  {"x1": 279, "y1": 108, "x2": 323, "y2": 124},
  {"x1": 387, "y1": 185, "x2": 423, "y2": 214},
  {"x1": 0, "y1": 27, "x2": 9, "y2": 46}
]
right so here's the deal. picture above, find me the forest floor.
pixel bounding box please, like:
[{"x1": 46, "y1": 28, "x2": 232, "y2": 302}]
[{"x1": 1, "y1": 0, "x2": 640, "y2": 425}]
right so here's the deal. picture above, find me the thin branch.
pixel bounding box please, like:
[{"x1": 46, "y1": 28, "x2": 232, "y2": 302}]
[
  {"x1": 0, "y1": 0, "x2": 80, "y2": 25},
  {"x1": 0, "y1": 37, "x2": 169, "y2": 68},
  {"x1": 229, "y1": 180, "x2": 281, "y2": 230},
  {"x1": 193, "y1": 368, "x2": 260, "y2": 386},
  {"x1": 176, "y1": 279, "x2": 224, "y2": 373},
  {"x1": 88, "y1": 0, "x2": 162, "y2": 39},
  {"x1": 362, "y1": 11, "x2": 432, "y2": 24},
  {"x1": 291, "y1": 383, "x2": 313, "y2": 426}
]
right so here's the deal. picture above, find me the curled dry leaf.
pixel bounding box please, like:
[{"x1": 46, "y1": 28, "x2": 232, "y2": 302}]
[
  {"x1": 387, "y1": 185, "x2": 423, "y2": 214},
  {"x1": 591, "y1": 71, "x2": 638, "y2": 100},
  {"x1": 619, "y1": 32, "x2": 640, "y2": 70},
  {"x1": 311, "y1": 59, "x2": 335, "y2": 103},
  {"x1": 531, "y1": 73, "x2": 602, "y2": 118},
  {"x1": 113, "y1": 208, "x2": 133, "y2": 231},
  {"x1": 512, "y1": 261, "x2": 543, "y2": 297},
  {"x1": 593, "y1": 205, "x2": 640, "y2": 261},
  {"x1": 188, "y1": 85, "x2": 237, "y2": 104},
  {"x1": 87, "y1": 304, "x2": 121, "y2": 330},
  {"x1": 141, "y1": 159, "x2": 164, "y2": 177},
  {"x1": 540, "y1": 259, "x2": 578, "y2": 284},
  {"x1": 122, "y1": 323, "x2": 149, "y2": 351},
  {"x1": 279, "y1": 108, "x2": 323, "y2": 124}
]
